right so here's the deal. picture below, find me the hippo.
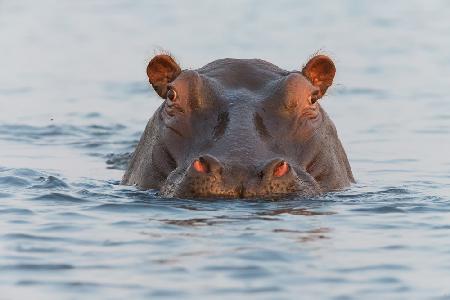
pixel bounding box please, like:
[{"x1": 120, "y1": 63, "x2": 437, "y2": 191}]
[{"x1": 122, "y1": 53, "x2": 354, "y2": 198}]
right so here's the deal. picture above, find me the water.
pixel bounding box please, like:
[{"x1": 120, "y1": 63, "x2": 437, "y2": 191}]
[{"x1": 1, "y1": 0, "x2": 450, "y2": 299}]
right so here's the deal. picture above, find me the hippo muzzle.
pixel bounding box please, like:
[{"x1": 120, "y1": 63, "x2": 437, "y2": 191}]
[{"x1": 161, "y1": 155, "x2": 321, "y2": 199}]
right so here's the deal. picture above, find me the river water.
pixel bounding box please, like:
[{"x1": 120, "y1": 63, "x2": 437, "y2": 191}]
[{"x1": 1, "y1": 1, "x2": 450, "y2": 299}]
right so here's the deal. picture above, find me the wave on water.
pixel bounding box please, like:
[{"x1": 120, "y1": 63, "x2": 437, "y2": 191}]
[{"x1": 0, "y1": 122, "x2": 136, "y2": 145}]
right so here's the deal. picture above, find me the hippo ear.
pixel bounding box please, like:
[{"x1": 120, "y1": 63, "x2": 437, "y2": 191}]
[
  {"x1": 147, "y1": 54, "x2": 181, "y2": 98},
  {"x1": 302, "y1": 55, "x2": 336, "y2": 99}
]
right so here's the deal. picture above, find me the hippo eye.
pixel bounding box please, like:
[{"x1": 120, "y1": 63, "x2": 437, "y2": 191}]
[
  {"x1": 166, "y1": 88, "x2": 177, "y2": 101},
  {"x1": 309, "y1": 90, "x2": 321, "y2": 104}
]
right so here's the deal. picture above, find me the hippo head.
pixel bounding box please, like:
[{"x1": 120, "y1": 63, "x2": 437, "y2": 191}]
[{"x1": 122, "y1": 54, "x2": 354, "y2": 199}]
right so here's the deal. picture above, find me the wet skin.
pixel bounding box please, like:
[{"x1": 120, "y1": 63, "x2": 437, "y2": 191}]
[{"x1": 122, "y1": 54, "x2": 354, "y2": 198}]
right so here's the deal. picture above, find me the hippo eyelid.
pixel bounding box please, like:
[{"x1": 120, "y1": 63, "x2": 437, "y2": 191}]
[
  {"x1": 166, "y1": 88, "x2": 177, "y2": 101},
  {"x1": 166, "y1": 85, "x2": 178, "y2": 97}
]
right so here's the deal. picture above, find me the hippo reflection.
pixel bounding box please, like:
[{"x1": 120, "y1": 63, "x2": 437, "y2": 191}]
[{"x1": 122, "y1": 54, "x2": 354, "y2": 198}]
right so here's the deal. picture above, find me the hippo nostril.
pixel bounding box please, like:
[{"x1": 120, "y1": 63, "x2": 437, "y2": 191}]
[
  {"x1": 192, "y1": 155, "x2": 223, "y2": 175},
  {"x1": 261, "y1": 159, "x2": 291, "y2": 179},
  {"x1": 193, "y1": 158, "x2": 209, "y2": 174},
  {"x1": 273, "y1": 161, "x2": 290, "y2": 178}
]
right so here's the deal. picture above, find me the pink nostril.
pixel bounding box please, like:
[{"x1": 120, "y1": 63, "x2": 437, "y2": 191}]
[
  {"x1": 273, "y1": 161, "x2": 289, "y2": 178},
  {"x1": 193, "y1": 159, "x2": 208, "y2": 174}
]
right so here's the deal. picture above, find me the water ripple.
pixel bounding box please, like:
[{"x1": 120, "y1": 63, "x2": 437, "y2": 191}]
[
  {"x1": 0, "y1": 175, "x2": 30, "y2": 187},
  {"x1": 335, "y1": 264, "x2": 411, "y2": 273},
  {"x1": 351, "y1": 206, "x2": 405, "y2": 214},
  {"x1": 31, "y1": 176, "x2": 69, "y2": 189},
  {"x1": 0, "y1": 263, "x2": 74, "y2": 271},
  {"x1": 0, "y1": 208, "x2": 34, "y2": 215},
  {"x1": 31, "y1": 192, "x2": 89, "y2": 203}
]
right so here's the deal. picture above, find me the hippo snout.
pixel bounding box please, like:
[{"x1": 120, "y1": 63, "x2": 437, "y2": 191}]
[{"x1": 160, "y1": 155, "x2": 321, "y2": 199}]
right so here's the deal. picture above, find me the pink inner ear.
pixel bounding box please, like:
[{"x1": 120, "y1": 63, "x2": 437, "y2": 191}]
[
  {"x1": 146, "y1": 54, "x2": 181, "y2": 98},
  {"x1": 147, "y1": 55, "x2": 181, "y2": 83},
  {"x1": 302, "y1": 55, "x2": 336, "y2": 96}
]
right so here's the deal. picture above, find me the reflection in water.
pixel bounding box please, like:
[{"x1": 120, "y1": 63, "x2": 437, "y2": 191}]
[
  {"x1": 257, "y1": 208, "x2": 335, "y2": 216},
  {"x1": 273, "y1": 227, "x2": 331, "y2": 243}
]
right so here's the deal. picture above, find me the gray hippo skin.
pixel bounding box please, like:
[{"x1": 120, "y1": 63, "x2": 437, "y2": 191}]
[{"x1": 122, "y1": 54, "x2": 354, "y2": 198}]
